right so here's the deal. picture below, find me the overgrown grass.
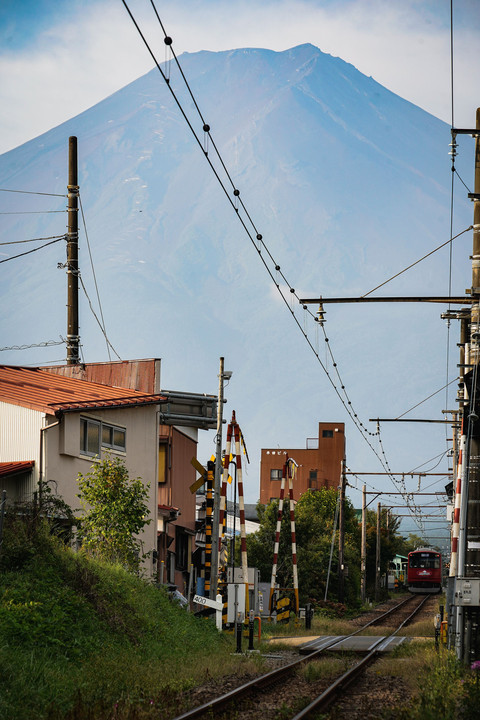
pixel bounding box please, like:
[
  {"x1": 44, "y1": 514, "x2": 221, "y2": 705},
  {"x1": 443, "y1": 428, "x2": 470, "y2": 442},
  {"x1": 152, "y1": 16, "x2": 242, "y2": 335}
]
[
  {"x1": 380, "y1": 644, "x2": 480, "y2": 720},
  {"x1": 0, "y1": 520, "x2": 263, "y2": 720}
]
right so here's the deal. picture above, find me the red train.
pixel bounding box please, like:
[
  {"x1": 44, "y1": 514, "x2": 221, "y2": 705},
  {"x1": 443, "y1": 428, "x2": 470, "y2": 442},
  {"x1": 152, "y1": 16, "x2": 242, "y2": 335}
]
[{"x1": 407, "y1": 548, "x2": 442, "y2": 594}]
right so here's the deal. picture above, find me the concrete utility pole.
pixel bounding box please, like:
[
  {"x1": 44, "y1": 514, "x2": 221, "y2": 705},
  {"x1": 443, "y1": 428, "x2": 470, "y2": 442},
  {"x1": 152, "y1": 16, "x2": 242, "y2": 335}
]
[
  {"x1": 466, "y1": 108, "x2": 480, "y2": 581},
  {"x1": 361, "y1": 484, "x2": 367, "y2": 604},
  {"x1": 211, "y1": 357, "x2": 225, "y2": 598},
  {"x1": 338, "y1": 460, "x2": 346, "y2": 603},
  {"x1": 66, "y1": 136, "x2": 80, "y2": 364},
  {"x1": 375, "y1": 502, "x2": 381, "y2": 602}
]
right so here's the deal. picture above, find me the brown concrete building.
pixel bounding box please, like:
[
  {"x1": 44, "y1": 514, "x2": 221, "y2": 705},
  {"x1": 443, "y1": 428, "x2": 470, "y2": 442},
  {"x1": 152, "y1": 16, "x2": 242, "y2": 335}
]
[{"x1": 259, "y1": 421, "x2": 345, "y2": 504}]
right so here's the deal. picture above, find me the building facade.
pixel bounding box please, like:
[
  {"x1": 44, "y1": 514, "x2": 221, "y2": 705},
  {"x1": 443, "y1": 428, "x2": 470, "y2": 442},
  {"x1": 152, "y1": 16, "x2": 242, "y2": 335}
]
[
  {"x1": 0, "y1": 360, "x2": 218, "y2": 588},
  {"x1": 259, "y1": 421, "x2": 345, "y2": 504}
]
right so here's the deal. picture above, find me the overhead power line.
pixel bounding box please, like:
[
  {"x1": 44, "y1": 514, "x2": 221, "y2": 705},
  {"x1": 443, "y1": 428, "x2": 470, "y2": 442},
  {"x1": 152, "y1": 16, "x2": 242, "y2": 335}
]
[
  {"x1": 0, "y1": 188, "x2": 67, "y2": 197},
  {"x1": 0, "y1": 339, "x2": 65, "y2": 352},
  {"x1": 362, "y1": 226, "x2": 472, "y2": 298},
  {"x1": 79, "y1": 194, "x2": 113, "y2": 361},
  {"x1": 121, "y1": 1, "x2": 451, "y2": 526},
  {"x1": 0, "y1": 234, "x2": 66, "y2": 246},
  {"x1": 0, "y1": 210, "x2": 66, "y2": 215},
  {"x1": 0, "y1": 236, "x2": 65, "y2": 264}
]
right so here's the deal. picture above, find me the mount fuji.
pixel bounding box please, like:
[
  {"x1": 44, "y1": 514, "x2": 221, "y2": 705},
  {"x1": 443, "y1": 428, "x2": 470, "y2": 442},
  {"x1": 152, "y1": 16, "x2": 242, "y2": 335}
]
[{"x1": 0, "y1": 44, "x2": 473, "y2": 519}]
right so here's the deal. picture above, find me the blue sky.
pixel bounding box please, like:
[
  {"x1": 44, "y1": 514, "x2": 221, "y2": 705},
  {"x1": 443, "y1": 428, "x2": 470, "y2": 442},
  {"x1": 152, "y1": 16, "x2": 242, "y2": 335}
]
[{"x1": 0, "y1": 0, "x2": 478, "y2": 154}]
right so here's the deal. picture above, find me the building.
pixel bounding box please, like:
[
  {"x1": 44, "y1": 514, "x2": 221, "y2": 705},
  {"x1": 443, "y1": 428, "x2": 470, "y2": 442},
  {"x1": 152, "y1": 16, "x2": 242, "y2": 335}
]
[
  {"x1": 259, "y1": 422, "x2": 345, "y2": 504},
  {"x1": 0, "y1": 359, "x2": 218, "y2": 587},
  {"x1": 0, "y1": 363, "x2": 162, "y2": 573}
]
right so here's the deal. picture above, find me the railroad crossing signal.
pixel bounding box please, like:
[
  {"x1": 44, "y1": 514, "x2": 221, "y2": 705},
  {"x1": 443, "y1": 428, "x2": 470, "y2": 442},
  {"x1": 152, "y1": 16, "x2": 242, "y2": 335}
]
[{"x1": 189, "y1": 457, "x2": 208, "y2": 494}]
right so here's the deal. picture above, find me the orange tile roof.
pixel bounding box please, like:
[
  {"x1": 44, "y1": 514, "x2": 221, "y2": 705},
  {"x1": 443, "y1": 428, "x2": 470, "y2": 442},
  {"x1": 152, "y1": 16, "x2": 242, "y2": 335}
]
[
  {"x1": 0, "y1": 366, "x2": 166, "y2": 416},
  {"x1": 0, "y1": 461, "x2": 35, "y2": 478}
]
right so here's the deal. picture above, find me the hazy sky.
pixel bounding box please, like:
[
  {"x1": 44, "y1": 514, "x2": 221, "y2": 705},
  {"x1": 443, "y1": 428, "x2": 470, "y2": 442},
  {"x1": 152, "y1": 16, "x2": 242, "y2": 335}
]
[{"x1": 0, "y1": 0, "x2": 478, "y2": 155}]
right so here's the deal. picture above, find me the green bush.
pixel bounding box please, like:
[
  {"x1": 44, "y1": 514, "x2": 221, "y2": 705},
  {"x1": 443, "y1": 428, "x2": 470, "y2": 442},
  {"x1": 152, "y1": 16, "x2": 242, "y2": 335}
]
[{"x1": 0, "y1": 514, "x2": 228, "y2": 720}]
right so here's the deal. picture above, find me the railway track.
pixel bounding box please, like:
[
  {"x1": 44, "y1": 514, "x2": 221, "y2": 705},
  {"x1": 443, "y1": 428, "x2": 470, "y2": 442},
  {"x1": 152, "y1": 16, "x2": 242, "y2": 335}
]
[{"x1": 170, "y1": 594, "x2": 431, "y2": 720}]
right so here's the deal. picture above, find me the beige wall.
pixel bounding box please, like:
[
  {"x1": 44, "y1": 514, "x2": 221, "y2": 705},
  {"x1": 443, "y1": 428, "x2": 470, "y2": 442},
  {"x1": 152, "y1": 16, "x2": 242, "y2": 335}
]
[{"x1": 45, "y1": 405, "x2": 159, "y2": 573}]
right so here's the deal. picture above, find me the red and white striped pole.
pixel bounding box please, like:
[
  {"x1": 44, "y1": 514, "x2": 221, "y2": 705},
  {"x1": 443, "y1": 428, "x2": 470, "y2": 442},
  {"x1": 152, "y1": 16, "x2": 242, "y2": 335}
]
[
  {"x1": 450, "y1": 432, "x2": 465, "y2": 577},
  {"x1": 269, "y1": 460, "x2": 286, "y2": 614},
  {"x1": 217, "y1": 415, "x2": 234, "y2": 578},
  {"x1": 233, "y1": 419, "x2": 249, "y2": 613},
  {"x1": 288, "y1": 460, "x2": 299, "y2": 614}
]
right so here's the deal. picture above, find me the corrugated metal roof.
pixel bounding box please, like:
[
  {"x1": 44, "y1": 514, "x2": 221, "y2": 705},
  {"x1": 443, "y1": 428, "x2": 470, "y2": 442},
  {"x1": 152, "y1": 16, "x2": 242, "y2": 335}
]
[
  {"x1": 44, "y1": 359, "x2": 161, "y2": 393},
  {"x1": 0, "y1": 461, "x2": 35, "y2": 477},
  {"x1": 0, "y1": 366, "x2": 165, "y2": 416}
]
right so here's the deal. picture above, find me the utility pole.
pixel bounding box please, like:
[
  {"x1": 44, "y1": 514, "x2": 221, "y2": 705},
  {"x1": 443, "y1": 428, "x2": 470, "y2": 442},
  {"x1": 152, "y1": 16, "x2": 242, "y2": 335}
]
[
  {"x1": 66, "y1": 136, "x2": 80, "y2": 364},
  {"x1": 375, "y1": 502, "x2": 381, "y2": 602},
  {"x1": 338, "y1": 460, "x2": 346, "y2": 603},
  {"x1": 361, "y1": 484, "x2": 367, "y2": 604},
  {"x1": 211, "y1": 356, "x2": 225, "y2": 598},
  {"x1": 466, "y1": 108, "x2": 480, "y2": 582}
]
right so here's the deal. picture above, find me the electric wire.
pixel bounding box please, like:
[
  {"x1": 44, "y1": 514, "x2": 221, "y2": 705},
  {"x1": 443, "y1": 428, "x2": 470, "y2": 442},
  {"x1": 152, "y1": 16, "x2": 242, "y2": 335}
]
[
  {"x1": 0, "y1": 339, "x2": 65, "y2": 352},
  {"x1": 454, "y1": 169, "x2": 471, "y2": 194},
  {"x1": 0, "y1": 236, "x2": 65, "y2": 264},
  {"x1": 395, "y1": 378, "x2": 458, "y2": 419},
  {"x1": 122, "y1": 1, "x2": 449, "y2": 525},
  {"x1": 0, "y1": 209, "x2": 66, "y2": 215},
  {"x1": 0, "y1": 188, "x2": 67, "y2": 198},
  {"x1": 72, "y1": 268, "x2": 122, "y2": 360},
  {"x1": 122, "y1": 1, "x2": 393, "y2": 457},
  {"x1": 79, "y1": 195, "x2": 112, "y2": 360},
  {"x1": 361, "y1": 226, "x2": 472, "y2": 298},
  {"x1": 0, "y1": 234, "x2": 66, "y2": 246}
]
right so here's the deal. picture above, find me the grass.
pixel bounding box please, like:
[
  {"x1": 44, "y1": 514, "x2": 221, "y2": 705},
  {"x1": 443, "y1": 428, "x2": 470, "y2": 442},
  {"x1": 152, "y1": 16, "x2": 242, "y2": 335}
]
[
  {"x1": 2, "y1": 519, "x2": 477, "y2": 720},
  {"x1": 0, "y1": 520, "x2": 264, "y2": 720},
  {"x1": 298, "y1": 656, "x2": 352, "y2": 683},
  {"x1": 377, "y1": 643, "x2": 480, "y2": 720}
]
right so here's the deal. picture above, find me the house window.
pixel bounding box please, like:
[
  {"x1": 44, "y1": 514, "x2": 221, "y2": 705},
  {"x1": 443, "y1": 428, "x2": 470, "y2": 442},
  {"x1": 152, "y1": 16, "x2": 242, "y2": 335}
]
[
  {"x1": 309, "y1": 470, "x2": 318, "y2": 489},
  {"x1": 270, "y1": 468, "x2": 283, "y2": 481},
  {"x1": 322, "y1": 430, "x2": 334, "y2": 438},
  {"x1": 102, "y1": 423, "x2": 126, "y2": 451},
  {"x1": 80, "y1": 418, "x2": 126, "y2": 456},
  {"x1": 158, "y1": 444, "x2": 167, "y2": 483},
  {"x1": 81, "y1": 418, "x2": 100, "y2": 455}
]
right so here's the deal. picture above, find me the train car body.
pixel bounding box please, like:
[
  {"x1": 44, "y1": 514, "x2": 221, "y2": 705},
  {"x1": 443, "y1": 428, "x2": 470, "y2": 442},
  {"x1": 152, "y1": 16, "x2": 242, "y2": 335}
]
[{"x1": 407, "y1": 548, "x2": 442, "y2": 594}]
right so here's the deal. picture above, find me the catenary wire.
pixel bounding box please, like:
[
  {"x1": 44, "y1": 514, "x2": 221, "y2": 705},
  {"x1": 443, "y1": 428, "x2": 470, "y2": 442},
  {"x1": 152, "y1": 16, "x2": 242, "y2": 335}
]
[
  {"x1": 122, "y1": 1, "x2": 446, "y2": 521},
  {"x1": 121, "y1": 1, "x2": 381, "y2": 438}
]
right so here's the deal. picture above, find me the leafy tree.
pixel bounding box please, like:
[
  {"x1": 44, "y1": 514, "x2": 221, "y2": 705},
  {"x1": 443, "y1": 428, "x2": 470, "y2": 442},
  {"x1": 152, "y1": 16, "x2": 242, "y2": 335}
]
[
  {"x1": 365, "y1": 508, "x2": 414, "y2": 597},
  {"x1": 246, "y1": 488, "x2": 361, "y2": 606},
  {"x1": 77, "y1": 456, "x2": 151, "y2": 573}
]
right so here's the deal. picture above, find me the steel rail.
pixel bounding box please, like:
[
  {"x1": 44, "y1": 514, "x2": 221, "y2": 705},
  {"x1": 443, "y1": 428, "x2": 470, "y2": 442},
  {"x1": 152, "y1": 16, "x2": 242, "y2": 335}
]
[
  {"x1": 170, "y1": 595, "x2": 424, "y2": 720},
  {"x1": 291, "y1": 595, "x2": 430, "y2": 720}
]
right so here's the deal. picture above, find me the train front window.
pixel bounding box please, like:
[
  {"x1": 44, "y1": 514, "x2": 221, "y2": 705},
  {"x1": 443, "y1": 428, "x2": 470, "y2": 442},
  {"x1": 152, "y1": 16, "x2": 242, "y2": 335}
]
[{"x1": 410, "y1": 554, "x2": 440, "y2": 569}]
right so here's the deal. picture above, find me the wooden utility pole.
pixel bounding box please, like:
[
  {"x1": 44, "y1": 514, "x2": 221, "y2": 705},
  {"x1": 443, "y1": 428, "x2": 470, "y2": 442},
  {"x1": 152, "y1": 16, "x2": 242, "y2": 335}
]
[
  {"x1": 338, "y1": 461, "x2": 346, "y2": 603},
  {"x1": 361, "y1": 484, "x2": 367, "y2": 603},
  {"x1": 375, "y1": 502, "x2": 381, "y2": 602},
  {"x1": 66, "y1": 136, "x2": 79, "y2": 364}
]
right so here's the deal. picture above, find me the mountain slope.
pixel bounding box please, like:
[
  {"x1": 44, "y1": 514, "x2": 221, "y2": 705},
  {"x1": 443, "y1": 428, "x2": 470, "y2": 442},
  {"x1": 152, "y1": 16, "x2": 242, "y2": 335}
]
[{"x1": 0, "y1": 44, "x2": 473, "y2": 512}]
